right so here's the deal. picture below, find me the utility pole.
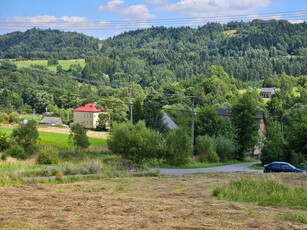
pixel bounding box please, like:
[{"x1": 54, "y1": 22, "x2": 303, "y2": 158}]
[
  {"x1": 191, "y1": 97, "x2": 196, "y2": 157},
  {"x1": 32, "y1": 108, "x2": 35, "y2": 120},
  {"x1": 129, "y1": 101, "x2": 133, "y2": 125}
]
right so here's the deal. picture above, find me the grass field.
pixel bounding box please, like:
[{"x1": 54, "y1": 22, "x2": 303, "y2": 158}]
[
  {"x1": 13, "y1": 59, "x2": 85, "y2": 72},
  {"x1": 0, "y1": 126, "x2": 106, "y2": 148},
  {"x1": 0, "y1": 173, "x2": 305, "y2": 229}
]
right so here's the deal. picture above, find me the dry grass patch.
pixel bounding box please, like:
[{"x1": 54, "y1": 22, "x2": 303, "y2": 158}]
[{"x1": 0, "y1": 173, "x2": 306, "y2": 229}]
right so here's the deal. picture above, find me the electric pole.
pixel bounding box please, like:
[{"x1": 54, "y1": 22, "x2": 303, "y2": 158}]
[
  {"x1": 191, "y1": 97, "x2": 196, "y2": 156},
  {"x1": 129, "y1": 101, "x2": 133, "y2": 125}
]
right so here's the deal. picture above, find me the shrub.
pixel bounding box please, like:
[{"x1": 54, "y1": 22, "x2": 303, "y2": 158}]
[
  {"x1": 164, "y1": 128, "x2": 191, "y2": 166},
  {"x1": 36, "y1": 147, "x2": 59, "y2": 165},
  {"x1": 1, "y1": 153, "x2": 7, "y2": 161},
  {"x1": 5, "y1": 145, "x2": 27, "y2": 160},
  {"x1": 0, "y1": 132, "x2": 10, "y2": 152},
  {"x1": 195, "y1": 135, "x2": 219, "y2": 163},
  {"x1": 108, "y1": 121, "x2": 164, "y2": 166},
  {"x1": 9, "y1": 112, "x2": 20, "y2": 123},
  {"x1": 0, "y1": 113, "x2": 9, "y2": 124},
  {"x1": 215, "y1": 135, "x2": 236, "y2": 162}
]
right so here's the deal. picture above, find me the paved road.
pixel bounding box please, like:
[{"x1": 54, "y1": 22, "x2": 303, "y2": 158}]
[{"x1": 157, "y1": 162, "x2": 262, "y2": 175}]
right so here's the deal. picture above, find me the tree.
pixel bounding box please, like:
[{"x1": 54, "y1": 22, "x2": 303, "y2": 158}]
[
  {"x1": 96, "y1": 113, "x2": 110, "y2": 131},
  {"x1": 195, "y1": 105, "x2": 223, "y2": 137},
  {"x1": 260, "y1": 120, "x2": 284, "y2": 165},
  {"x1": 28, "y1": 91, "x2": 54, "y2": 113},
  {"x1": 143, "y1": 95, "x2": 167, "y2": 134},
  {"x1": 230, "y1": 92, "x2": 261, "y2": 160},
  {"x1": 69, "y1": 123, "x2": 90, "y2": 150},
  {"x1": 11, "y1": 120, "x2": 39, "y2": 154}
]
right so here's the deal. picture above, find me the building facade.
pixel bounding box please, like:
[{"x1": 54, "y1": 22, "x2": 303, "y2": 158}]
[{"x1": 73, "y1": 103, "x2": 108, "y2": 129}]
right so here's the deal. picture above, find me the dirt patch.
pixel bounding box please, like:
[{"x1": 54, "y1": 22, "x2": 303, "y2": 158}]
[
  {"x1": 0, "y1": 174, "x2": 306, "y2": 229},
  {"x1": 37, "y1": 126, "x2": 109, "y2": 139}
]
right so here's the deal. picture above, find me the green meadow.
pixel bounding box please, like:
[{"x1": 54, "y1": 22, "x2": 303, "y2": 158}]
[
  {"x1": 0, "y1": 126, "x2": 106, "y2": 148},
  {"x1": 13, "y1": 59, "x2": 86, "y2": 72}
]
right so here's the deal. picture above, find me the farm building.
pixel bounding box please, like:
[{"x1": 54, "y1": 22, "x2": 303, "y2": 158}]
[
  {"x1": 39, "y1": 117, "x2": 63, "y2": 126},
  {"x1": 73, "y1": 103, "x2": 109, "y2": 129},
  {"x1": 260, "y1": 88, "x2": 275, "y2": 98}
]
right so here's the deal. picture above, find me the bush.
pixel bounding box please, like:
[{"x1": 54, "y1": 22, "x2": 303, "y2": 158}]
[
  {"x1": 36, "y1": 147, "x2": 59, "y2": 165},
  {"x1": 6, "y1": 145, "x2": 27, "y2": 160},
  {"x1": 9, "y1": 112, "x2": 20, "y2": 123},
  {"x1": 107, "y1": 121, "x2": 164, "y2": 166},
  {"x1": 195, "y1": 135, "x2": 219, "y2": 163},
  {"x1": 0, "y1": 113, "x2": 10, "y2": 124},
  {"x1": 164, "y1": 128, "x2": 191, "y2": 166},
  {"x1": 215, "y1": 135, "x2": 236, "y2": 162},
  {"x1": 0, "y1": 132, "x2": 10, "y2": 151}
]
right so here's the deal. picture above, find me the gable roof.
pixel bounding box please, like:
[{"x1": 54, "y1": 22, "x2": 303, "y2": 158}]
[
  {"x1": 74, "y1": 103, "x2": 106, "y2": 113},
  {"x1": 162, "y1": 112, "x2": 178, "y2": 130},
  {"x1": 40, "y1": 117, "x2": 63, "y2": 126},
  {"x1": 260, "y1": 88, "x2": 275, "y2": 94}
]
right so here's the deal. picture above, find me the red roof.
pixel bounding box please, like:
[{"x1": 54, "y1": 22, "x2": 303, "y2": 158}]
[{"x1": 74, "y1": 103, "x2": 106, "y2": 113}]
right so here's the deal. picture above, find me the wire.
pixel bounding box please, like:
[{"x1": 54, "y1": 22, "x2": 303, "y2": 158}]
[{"x1": 0, "y1": 10, "x2": 306, "y2": 31}]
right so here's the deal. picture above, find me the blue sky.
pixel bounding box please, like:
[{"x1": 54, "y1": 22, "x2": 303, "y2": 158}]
[{"x1": 0, "y1": 0, "x2": 306, "y2": 39}]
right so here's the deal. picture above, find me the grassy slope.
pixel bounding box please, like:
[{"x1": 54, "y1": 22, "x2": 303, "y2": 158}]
[
  {"x1": 13, "y1": 59, "x2": 85, "y2": 72},
  {"x1": 0, "y1": 126, "x2": 106, "y2": 148}
]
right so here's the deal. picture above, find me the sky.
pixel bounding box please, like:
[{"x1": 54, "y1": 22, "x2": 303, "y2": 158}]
[{"x1": 0, "y1": 0, "x2": 306, "y2": 39}]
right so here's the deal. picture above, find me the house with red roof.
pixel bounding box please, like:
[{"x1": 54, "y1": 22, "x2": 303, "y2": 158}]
[{"x1": 73, "y1": 103, "x2": 109, "y2": 129}]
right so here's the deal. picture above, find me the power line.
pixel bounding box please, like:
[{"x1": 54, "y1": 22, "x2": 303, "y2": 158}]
[{"x1": 0, "y1": 10, "x2": 306, "y2": 31}]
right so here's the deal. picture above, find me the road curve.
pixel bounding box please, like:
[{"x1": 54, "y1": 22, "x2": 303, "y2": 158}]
[{"x1": 157, "y1": 162, "x2": 262, "y2": 175}]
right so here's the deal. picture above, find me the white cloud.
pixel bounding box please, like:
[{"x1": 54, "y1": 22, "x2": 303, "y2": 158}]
[
  {"x1": 99, "y1": 1, "x2": 155, "y2": 19},
  {"x1": 11, "y1": 15, "x2": 57, "y2": 23},
  {"x1": 60, "y1": 16, "x2": 87, "y2": 23},
  {"x1": 145, "y1": 0, "x2": 169, "y2": 5},
  {"x1": 158, "y1": 0, "x2": 271, "y2": 17},
  {"x1": 123, "y1": 5, "x2": 155, "y2": 19},
  {"x1": 98, "y1": 0, "x2": 124, "y2": 11},
  {"x1": 3, "y1": 15, "x2": 109, "y2": 35}
]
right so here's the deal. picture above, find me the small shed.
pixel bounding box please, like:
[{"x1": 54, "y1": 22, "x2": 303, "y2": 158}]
[
  {"x1": 260, "y1": 88, "x2": 275, "y2": 98},
  {"x1": 40, "y1": 117, "x2": 64, "y2": 126}
]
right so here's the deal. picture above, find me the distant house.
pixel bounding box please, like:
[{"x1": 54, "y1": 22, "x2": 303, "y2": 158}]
[
  {"x1": 216, "y1": 109, "x2": 266, "y2": 157},
  {"x1": 39, "y1": 117, "x2": 63, "y2": 126},
  {"x1": 73, "y1": 103, "x2": 109, "y2": 129},
  {"x1": 260, "y1": 88, "x2": 275, "y2": 98},
  {"x1": 162, "y1": 112, "x2": 178, "y2": 130}
]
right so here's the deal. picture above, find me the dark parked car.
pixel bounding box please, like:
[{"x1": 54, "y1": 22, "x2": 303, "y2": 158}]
[{"x1": 264, "y1": 162, "x2": 306, "y2": 173}]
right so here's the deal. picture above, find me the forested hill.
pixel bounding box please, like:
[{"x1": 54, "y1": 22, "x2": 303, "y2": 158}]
[
  {"x1": 0, "y1": 28, "x2": 100, "y2": 59},
  {"x1": 98, "y1": 19, "x2": 307, "y2": 84},
  {"x1": 1, "y1": 20, "x2": 306, "y2": 84}
]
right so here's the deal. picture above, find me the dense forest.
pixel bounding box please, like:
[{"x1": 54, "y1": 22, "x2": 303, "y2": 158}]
[
  {"x1": 96, "y1": 19, "x2": 307, "y2": 84},
  {"x1": 0, "y1": 28, "x2": 100, "y2": 59},
  {"x1": 0, "y1": 19, "x2": 306, "y2": 165}
]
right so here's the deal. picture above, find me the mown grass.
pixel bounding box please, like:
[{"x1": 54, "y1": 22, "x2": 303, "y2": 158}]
[
  {"x1": 213, "y1": 178, "x2": 307, "y2": 210},
  {"x1": 150, "y1": 159, "x2": 257, "y2": 169},
  {"x1": 0, "y1": 127, "x2": 106, "y2": 148},
  {"x1": 14, "y1": 59, "x2": 85, "y2": 72}
]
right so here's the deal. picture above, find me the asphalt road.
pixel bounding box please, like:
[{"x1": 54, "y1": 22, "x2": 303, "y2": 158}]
[{"x1": 157, "y1": 162, "x2": 262, "y2": 175}]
